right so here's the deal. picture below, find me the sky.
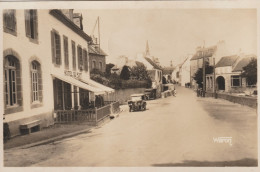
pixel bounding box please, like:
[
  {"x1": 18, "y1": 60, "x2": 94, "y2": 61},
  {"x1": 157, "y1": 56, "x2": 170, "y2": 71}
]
[{"x1": 76, "y1": 9, "x2": 256, "y2": 67}]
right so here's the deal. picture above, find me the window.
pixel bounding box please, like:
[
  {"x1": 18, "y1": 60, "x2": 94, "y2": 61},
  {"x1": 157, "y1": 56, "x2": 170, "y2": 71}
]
[
  {"x1": 63, "y1": 36, "x2": 69, "y2": 69},
  {"x1": 93, "y1": 61, "x2": 96, "y2": 69},
  {"x1": 51, "y1": 30, "x2": 61, "y2": 65},
  {"x1": 4, "y1": 57, "x2": 17, "y2": 106},
  {"x1": 25, "y1": 10, "x2": 38, "y2": 40},
  {"x1": 99, "y1": 62, "x2": 102, "y2": 70},
  {"x1": 77, "y1": 45, "x2": 83, "y2": 70},
  {"x1": 3, "y1": 9, "x2": 16, "y2": 35},
  {"x1": 31, "y1": 62, "x2": 39, "y2": 102},
  {"x1": 83, "y1": 49, "x2": 88, "y2": 71},
  {"x1": 72, "y1": 41, "x2": 76, "y2": 70},
  {"x1": 231, "y1": 75, "x2": 241, "y2": 87}
]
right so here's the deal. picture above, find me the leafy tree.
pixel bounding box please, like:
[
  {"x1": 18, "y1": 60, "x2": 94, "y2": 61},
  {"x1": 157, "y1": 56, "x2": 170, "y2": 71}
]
[
  {"x1": 241, "y1": 58, "x2": 257, "y2": 85},
  {"x1": 109, "y1": 73, "x2": 122, "y2": 89},
  {"x1": 193, "y1": 62, "x2": 213, "y2": 88},
  {"x1": 91, "y1": 68, "x2": 105, "y2": 77},
  {"x1": 105, "y1": 63, "x2": 115, "y2": 77},
  {"x1": 120, "y1": 65, "x2": 130, "y2": 80},
  {"x1": 131, "y1": 63, "x2": 150, "y2": 80}
]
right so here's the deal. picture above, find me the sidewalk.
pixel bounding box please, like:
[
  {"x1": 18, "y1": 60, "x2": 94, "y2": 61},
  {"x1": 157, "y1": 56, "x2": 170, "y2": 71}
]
[{"x1": 4, "y1": 106, "x2": 127, "y2": 150}]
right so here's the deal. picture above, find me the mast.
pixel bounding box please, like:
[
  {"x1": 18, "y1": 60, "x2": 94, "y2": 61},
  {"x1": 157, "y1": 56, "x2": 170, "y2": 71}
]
[{"x1": 98, "y1": 16, "x2": 101, "y2": 54}]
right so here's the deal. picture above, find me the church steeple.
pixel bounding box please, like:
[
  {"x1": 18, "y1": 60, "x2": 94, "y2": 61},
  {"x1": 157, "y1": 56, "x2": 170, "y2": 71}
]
[{"x1": 145, "y1": 40, "x2": 150, "y2": 56}]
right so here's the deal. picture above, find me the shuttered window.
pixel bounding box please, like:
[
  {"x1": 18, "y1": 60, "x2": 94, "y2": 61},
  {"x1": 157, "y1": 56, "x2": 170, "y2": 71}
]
[
  {"x1": 77, "y1": 45, "x2": 83, "y2": 70},
  {"x1": 63, "y1": 36, "x2": 69, "y2": 69},
  {"x1": 83, "y1": 49, "x2": 88, "y2": 71},
  {"x1": 51, "y1": 30, "x2": 61, "y2": 65},
  {"x1": 72, "y1": 41, "x2": 76, "y2": 70},
  {"x1": 3, "y1": 9, "x2": 16, "y2": 33},
  {"x1": 25, "y1": 10, "x2": 38, "y2": 40}
]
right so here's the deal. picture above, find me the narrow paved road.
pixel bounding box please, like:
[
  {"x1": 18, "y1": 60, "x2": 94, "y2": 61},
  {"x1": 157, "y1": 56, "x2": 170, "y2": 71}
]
[{"x1": 4, "y1": 86, "x2": 257, "y2": 166}]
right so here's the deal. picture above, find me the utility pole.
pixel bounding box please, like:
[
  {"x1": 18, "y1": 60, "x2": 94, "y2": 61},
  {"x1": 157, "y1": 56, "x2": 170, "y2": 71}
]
[
  {"x1": 213, "y1": 57, "x2": 217, "y2": 99},
  {"x1": 202, "y1": 49, "x2": 206, "y2": 97}
]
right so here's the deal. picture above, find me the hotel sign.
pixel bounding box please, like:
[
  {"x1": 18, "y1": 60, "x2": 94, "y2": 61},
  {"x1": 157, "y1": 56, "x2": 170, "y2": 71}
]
[{"x1": 64, "y1": 70, "x2": 82, "y2": 79}]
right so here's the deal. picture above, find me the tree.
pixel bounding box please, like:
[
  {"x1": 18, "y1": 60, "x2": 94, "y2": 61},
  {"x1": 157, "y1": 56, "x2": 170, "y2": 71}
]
[
  {"x1": 120, "y1": 65, "x2": 130, "y2": 80},
  {"x1": 105, "y1": 63, "x2": 115, "y2": 77},
  {"x1": 241, "y1": 58, "x2": 257, "y2": 86},
  {"x1": 131, "y1": 63, "x2": 150, "y2": 80},
  {"x1": 193, "y1": 62, "x2": 213, "y2": 88}
]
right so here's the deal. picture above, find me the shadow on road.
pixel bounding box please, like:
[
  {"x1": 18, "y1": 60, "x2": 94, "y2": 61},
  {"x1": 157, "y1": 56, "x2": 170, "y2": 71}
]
[{"x1": 152, "y1": 158, "x2": 258, "y2": 167}]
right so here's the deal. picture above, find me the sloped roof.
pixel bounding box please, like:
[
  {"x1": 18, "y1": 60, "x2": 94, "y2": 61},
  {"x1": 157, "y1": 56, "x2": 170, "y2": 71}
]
[
  {"x1": 144, "y1": 57, "x2": 162, "y2": 70},
  {"x1": 232, "y1": 55, "x2": 256, "y2": 72},
  {"x1": 191, "y1": 46, "x2": 217, "y2": 61},
  {"x1": 88, "y1": 45, "x2": 107, "y2": 56},
  {"x1": 215, "y1": 55, "x2": 238, "y2": 68},
  {"x1": 49, "y1": 10, "x2": 92, "y2": 42}
]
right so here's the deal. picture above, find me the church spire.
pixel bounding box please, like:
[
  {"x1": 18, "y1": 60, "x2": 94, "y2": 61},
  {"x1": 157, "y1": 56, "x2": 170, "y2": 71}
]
[{"x1": 145, "y1": 40, "x2": 150, "y2": 56}]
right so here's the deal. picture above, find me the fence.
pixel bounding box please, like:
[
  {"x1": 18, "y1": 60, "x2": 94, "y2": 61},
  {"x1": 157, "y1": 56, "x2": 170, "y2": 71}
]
[
  {"x1": 54, "y1": 101, "x2": 121, "y2": 124},
  {"x1": 96, "y1": 104, "x2": 111, "y2": 122},
  {"x1": 54, "y1": 109, "x2": 96, "y2": 123}
]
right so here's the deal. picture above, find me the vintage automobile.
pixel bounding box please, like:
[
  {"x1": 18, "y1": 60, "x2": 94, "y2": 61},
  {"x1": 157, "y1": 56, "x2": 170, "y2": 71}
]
[
  {"x1": 128, "y1": 94, "x2": 147, "y2": 112},
  {"x1": 144, "y1": 89, "x2": 156, "y2": 100}
]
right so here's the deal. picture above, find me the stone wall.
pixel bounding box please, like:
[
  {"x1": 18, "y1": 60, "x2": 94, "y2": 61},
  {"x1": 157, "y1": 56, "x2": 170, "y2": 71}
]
[{"x1": 205, "y1": 92, "x2": 257, "y2": 109}]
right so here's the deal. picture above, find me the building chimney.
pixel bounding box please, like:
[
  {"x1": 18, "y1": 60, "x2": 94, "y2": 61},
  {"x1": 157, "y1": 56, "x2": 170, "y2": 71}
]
[{"x1": 73, "y1": 13, "x2": 83, "y2": 30}]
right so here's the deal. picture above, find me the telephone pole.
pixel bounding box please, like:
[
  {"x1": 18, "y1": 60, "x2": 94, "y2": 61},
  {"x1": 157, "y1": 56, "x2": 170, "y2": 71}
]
[{"x1": 202, "y1": 49, "x2": 206, "y2": 97}]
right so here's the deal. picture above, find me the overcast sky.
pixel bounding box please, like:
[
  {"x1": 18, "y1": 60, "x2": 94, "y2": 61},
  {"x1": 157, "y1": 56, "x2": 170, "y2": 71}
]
[{"x1": 77, "y1": 9, "x2": 256, "y2": 67}]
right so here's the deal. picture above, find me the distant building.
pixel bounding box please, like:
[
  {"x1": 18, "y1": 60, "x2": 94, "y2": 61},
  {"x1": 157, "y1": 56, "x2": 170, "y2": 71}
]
[
  {"x1": 88, "y1": 44, "x2": 107, "y2": 73},
  {"x1": 190, "y1": 40, "x2": 229, "y2": 89},
  {"x1": 206, "y1": 54, "x2": 257, "y2": 93}
]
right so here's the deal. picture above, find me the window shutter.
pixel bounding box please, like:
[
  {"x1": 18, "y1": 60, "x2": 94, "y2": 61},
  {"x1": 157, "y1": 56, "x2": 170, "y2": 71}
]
[
  {"x1": 51, "y1": 31, "x2": 55, "y2": 63},
  {"x1": 33, "y1": 10, "x2": 38, "y2": 40},
  {"x1": 58, "y1": 34, "x2": 61, "y2": 65},
  {"x1": 77, "y1": 46, "x2": 80, "y2": 70},
  {"x1": 25, "y1": 10, "x2": 31, "y2": 37}
]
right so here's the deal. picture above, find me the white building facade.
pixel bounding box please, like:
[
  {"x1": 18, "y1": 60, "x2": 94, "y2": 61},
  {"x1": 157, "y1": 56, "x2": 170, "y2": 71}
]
[{"x1": 3, "y1": 9, "x2": 114, "y2": 137}]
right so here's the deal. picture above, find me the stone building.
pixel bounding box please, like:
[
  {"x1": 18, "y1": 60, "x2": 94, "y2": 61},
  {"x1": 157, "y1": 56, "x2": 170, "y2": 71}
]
[
  {"x1": 206, "y1": 54, "x2": 257, "y2": 93},
  {"x1": 88, "y1": 44, "x2": 107, "y2": 73}
]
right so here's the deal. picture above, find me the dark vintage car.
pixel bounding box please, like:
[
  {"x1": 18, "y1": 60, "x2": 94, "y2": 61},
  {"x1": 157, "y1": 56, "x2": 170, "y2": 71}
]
[
  {"x1": 144, "y1": 89, "x2": 156, "y2": 100},
  {"x1": 128, "y1": 94, "x2": 147, "y2": 112}
]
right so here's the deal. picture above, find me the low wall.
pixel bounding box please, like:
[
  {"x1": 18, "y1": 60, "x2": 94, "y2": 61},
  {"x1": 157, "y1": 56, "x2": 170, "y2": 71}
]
[
  {"x1": 4, "y1": 111, "x2": 54, "y2": 138},
  {"x1": 205, "y1": 92, "x2": 257, "y2": 109}
]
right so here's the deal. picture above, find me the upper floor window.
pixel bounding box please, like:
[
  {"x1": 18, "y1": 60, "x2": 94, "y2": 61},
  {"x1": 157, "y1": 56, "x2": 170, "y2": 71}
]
[
  {"x1": 231, "y1": 75, "x2": 241, "y2": 87},
  {"x1": 77, "y1": 45, "x2": 83, "y2": 71},
  {"x1": 83, "y1": 49, "x2": 88, "y2": 71},
  {"x1": 72, "y1": 41, "x2": 76, "y2": 70},
  {"x1": 51, "y1": 30, "x2": 61, "y2": 65},
  {"x1": 3, "y1": 9, "x2": 16, "y2": 35},
  {"x1": 63, "y1": 36, "x2": 69, "y2": 69},
  {"x1": 25, "y1": 10, "x2": 38, "y2": 40}
]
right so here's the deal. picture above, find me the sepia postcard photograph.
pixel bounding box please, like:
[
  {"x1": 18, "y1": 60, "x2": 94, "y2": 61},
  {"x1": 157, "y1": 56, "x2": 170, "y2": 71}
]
[{"x1": 0, "y1": 0, "x2": 259, "y2": 171}]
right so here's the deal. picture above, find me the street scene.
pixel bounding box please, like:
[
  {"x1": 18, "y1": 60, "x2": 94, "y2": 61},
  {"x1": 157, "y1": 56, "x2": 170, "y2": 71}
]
[{"x1": 1, "y1": 2, "x2": 258, "y2": 169}]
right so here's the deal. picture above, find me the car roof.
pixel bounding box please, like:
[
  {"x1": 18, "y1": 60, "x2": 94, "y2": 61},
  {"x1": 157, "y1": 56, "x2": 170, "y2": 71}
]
[{"x1": 131, "y1": 94, "x2": 144, "y2": 97}]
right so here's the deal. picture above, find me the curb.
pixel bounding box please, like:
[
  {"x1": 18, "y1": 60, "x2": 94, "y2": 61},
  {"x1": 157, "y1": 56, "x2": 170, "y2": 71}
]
[
  {"x1": 6, "y1": 127, "x2": 94, "y2": 150},
  {"x1": 6, "y1": 110, "x2": 124, "y2": 150}
]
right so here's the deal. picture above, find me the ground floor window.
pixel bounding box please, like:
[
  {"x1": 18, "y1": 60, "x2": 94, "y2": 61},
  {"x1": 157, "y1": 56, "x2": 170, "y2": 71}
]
[
  {"x1": 231, "y1": 75, "x2": 241, "y2": 87},
  {"x1": 53, "y1": 79, "x2": 72, "y2": 110}
]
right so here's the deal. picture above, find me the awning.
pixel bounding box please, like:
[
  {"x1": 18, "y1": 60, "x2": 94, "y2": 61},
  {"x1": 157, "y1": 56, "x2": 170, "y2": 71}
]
[
  {"x1": 51, "y1": 74, "x2": 105, "y2": 95},
  {"x1": 81, "y1": 79, "x2": 115, "y2": 93}
]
